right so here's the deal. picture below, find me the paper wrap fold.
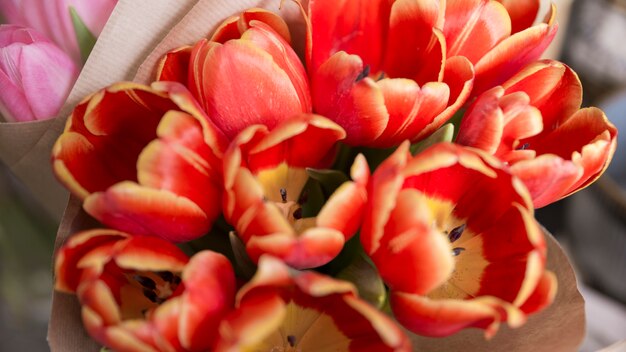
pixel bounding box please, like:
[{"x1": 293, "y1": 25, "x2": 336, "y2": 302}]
[{"x1": 42, "y1": 0, "x2": 586, "y2": 350}]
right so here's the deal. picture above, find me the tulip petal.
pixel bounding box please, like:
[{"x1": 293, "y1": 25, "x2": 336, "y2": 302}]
[
  {"x1": 312, "y1": 51, "x2": 388, "y2": 145},
  {"x1": 193, "y1": 39, "x2": 307, "y2": 139},
  {"x1": 384, "y1": 0, "x2": 444, "y2": 84},
  {"x1": 444, "y1": 0, "x2": 511, "y2": 63},
  {"x1": 211, "y1": 8, "x2": 291, "y2": 44},
  {"x1": 496, "y1": 0, "x2": 541, "y2": 34},
  {"x1": 307, "y1": 0, "x2": 392, "y2": 73},
  {"x1": 510, "y1": 155, "x2": 581, "y2": 208},
  {"x1": 502, "y1": 60, "x2": 582, "y2": 136},
  {"x1": 156, "y1": 46, "x2": 192, "y2": 83},
  {"x1": 17, "y1": 41, "x2": 77, "y2": 119},
  {"x1": 84, "y1": 182, "x2": 211, "y2": 242},
  {"x1": 473, "y1": 8, "x2": 557, "y2": 96},
  {"x1": 137, "y1": 111, "x2": 222, "y2": 224},
  {"x1": 371, "y1": 189, "x2": 454, "y2": 295},
  {"x1": 391, "y1": 292, "x2": 518, "y2": 338},
  {"x1": 519, "y1": 270, "x2": 557, "y2": 314},
  {"x1": 55, "y1": 230, "x2": 128, "y2": 293},
  {"x1": 373, "y1": 79, "x2": 450, "y2": 147},
  {"x1": 179, "y1": 251, "x2": 236, "y2": 350}
]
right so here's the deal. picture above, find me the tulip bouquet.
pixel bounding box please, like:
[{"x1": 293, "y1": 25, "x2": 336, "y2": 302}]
[{"x1": 42, "y1": 0, "x2": 616, "y2": 351}]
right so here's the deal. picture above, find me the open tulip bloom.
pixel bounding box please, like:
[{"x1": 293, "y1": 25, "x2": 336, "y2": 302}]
[{"x1": 50, "y1": 1, "x2": 617, "y2": 351}]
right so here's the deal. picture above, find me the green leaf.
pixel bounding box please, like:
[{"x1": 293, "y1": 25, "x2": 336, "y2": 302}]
[
  {"x1": 336, "y1": 253, "x2": 387, "y2": 309},
  {"x1": 229, "y1": 232, "x2": 257, "y2": 280},
  {"x1": 306, "y1": 168, "x2": 349, "y2": 196},
  {"x1": 69, "y1": 6, "x2": 97, "y2": 64},
  {"x1": 410, "y1": 123, "x2": 454, "y2": 155}
]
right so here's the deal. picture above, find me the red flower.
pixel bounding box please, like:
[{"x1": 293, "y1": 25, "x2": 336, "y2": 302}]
[
  {"x1": 157, "y1": 8, "x2": 311, "y2": 140},
  {"x1": 457, "y1": 60, "x2": 618, "y2": 207},
  {"x1": 215, "y1": 255, "x2": 412, "y2": 351},
  {"x1": 360, "y1": 142, "x2": 556, "y2": 337},
  {"x1": 55, "y1": 229, "x2": 235, "y2": 351},
  {"x1": 443, "y1": 0, "x2": 557, "y2": 95},
  {"x1": 306, "y1": 0, "x2": 474, "y2": 147},
  {"x1": 223, "y1": 114, "x2": 369, "y2": 269},
  {"x1": 55, "y1": 229, "x2": 236, "y2": 352},
  {"x1": 52, "y1": 82, "x2": 228, "y2": 242}
]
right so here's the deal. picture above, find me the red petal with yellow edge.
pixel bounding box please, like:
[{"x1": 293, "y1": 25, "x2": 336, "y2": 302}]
[
  {"x1": 52, "y1": 83, "x2": 177, "y2": 195},
  {"x1": 519, "y1": 271, "x2": 557, "y2": 314},
  {"x1": 156, "y1": 46, "x2": 192, "y2": 83},
  {"x1": 391, "y1": 292, "x2": 518, "y2": 338},
  {"x1": 192, "y1": 28, "x2": 309, "y2": 139},
  {"x1": 55, "y1": 229, "x2": 128, "y2": 293},
  {"x1": 210, "y1": 8, "x2": 291, "y2": 44},
  {"x1": 84, "y1": 182, "x2": 211, "y2": 242},
  {"x1": 456, "y1": 87, "x2": 506, "y2": 153},
  {"x1": 372, "y1": 79, "x2": 449, "y2": 148},
  {"x1": 247, "y1": 229, "x2": 346, "y2": 269},
  {"x1": 361, "y1": 142, "x2": 411, "y2": 254},
  {"x1": 178, "y1": 251, "x2": 236, "y2": 351},
  {"x1": 114, "y1": 236, "x2": 189, "y2": 273},
  {"x1": 383, "y1": 0, "x2": 444, "y2": 84},
  {"x1": 371, "y1": 189, "x2": 454, "y2": 295},
  {"x1": 458, "y1": 87, "x2": 543, "y2": 158},
  {"x1": 473, "y1": 205, "x2": 545, "y2": 304},
  {"x1": 311, "y1": 51, "x2": 388, "y2": 145},
  {"x1": 239, "y1": 21, "x2": 310, "y2": 112},
  {"x1": 473, "y1": 14, "x2": 557, "y2": 96},
  {"x1": 316, "y1": 154, "x2": 370, "y2": 236},
  {"x1": 307, "y1": 0, "x2": 391, "y2": 74},
  {"x1": 137, "y1": 111, "x2": 222, "y2": 222},
  {"x1": 510, "y1": 155, "x2": 581, "y2": 208},
  {"x1": 216, "y1": 256, "x2": 411, "y2": 351},
  {"x1": 246, "y1": 114, "x2": 345, "y2": 171},
  {"x1": 151, "y1": 299, "x2": 184, "y2": 352},
  {"x1": 496, "y1": 0, "x2": 540, "y2": 34},
  {"x1": 444, "y1": 0, "x2": 511, "y2": 63},
  {"x1": 502, "y1": 60, "x2": 582, "y2": 137}
]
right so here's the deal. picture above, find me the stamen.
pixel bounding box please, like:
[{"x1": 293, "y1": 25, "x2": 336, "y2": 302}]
[
  {"x1": 143, "y1": 288, "x2": 159, "y2": 303},
  {"x1": 452, "y1": 247, "x2": 465, "y2": 256},
  {"x1": 287, "y1": 335, "x2": 296, "y2": 347},
  {"x1": 280, "y1": 188, "x2": 288, "y2": 203},
  {"x1": 448, "y1": 224, "x2": 465, "y2": 243},
  {"x1": 134, "y1": 275, "x2": 156, "y2": 290},
  {"x1": 355, "y1": 64, "x2": 370, "y2": 82},
  {"x1": 517, "y1": 143, "x2": 530, "y2": 150},
  {"x1": 156, "y1": 271, "x2": 174, "y2": 283},
  {"x1": 293, "y1": 208, "x2": 303, "y2": 220},
  {"x1": 377, "y1": 71, "x2": 386, "y2": 81}
]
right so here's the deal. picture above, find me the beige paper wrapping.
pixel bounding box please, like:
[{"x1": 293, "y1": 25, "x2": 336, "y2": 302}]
[{"x1": 46, "y1": 0, "x2": 586, "y2": 350}]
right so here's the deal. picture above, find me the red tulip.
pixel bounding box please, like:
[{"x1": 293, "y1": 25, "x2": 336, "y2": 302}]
[
  {"x1": 0, "y1": 25, "x2": 78, "y2": 122},
  {"x1": 457, "y1": 60, "x2": 618, "y2": 207},
  {"x1": 223, "y1": 114, "x2": 369, "y2": 269},
  {"x1": 157, "y1": 8, "x2": 311, "y2": 140},
  {"x1": 306, "y1": 0, "x2": 475, "y2": 147},
  {"x1": 360, "y1": 142, "x2": 556, "y2": 338},
  {"x1": 52, "y1": 81, "x2": 228, "y2": 242},
  {"x1": 443, "y1": 0, "x2": 557, "y2": 95},
  {"x1": 55, "y1": 229, "x2": 236, "y2": 352},
  {"x1": 215, "y1": 255, "x2": 412, "y2": 351}
]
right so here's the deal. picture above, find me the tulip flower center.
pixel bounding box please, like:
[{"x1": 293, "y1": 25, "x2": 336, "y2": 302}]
[
  {"x1": 257, "y1": 164, "x2": 317, "y2": 234},
  {"x1": 120, "y1": 270, "x2": 182, "y2": 319},
  {"x1": 252, "y1": 301, "x2": 349, "y2": 351},
  {"x1": 422, "y1": 197, "x2": 489, "y2": 300}
]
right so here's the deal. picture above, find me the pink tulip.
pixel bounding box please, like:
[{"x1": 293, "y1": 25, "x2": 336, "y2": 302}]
[
  {"x1": 0, "y1": 0, "x2": 117, "y2": 63},
  {"x1": 0, "y1": 25, "x2": 77, "y2": 122}
]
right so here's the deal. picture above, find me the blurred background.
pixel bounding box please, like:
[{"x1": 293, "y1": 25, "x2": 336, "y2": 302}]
[{"x1": 1, "y1": 0, "x2": 626, "y2": 350}]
